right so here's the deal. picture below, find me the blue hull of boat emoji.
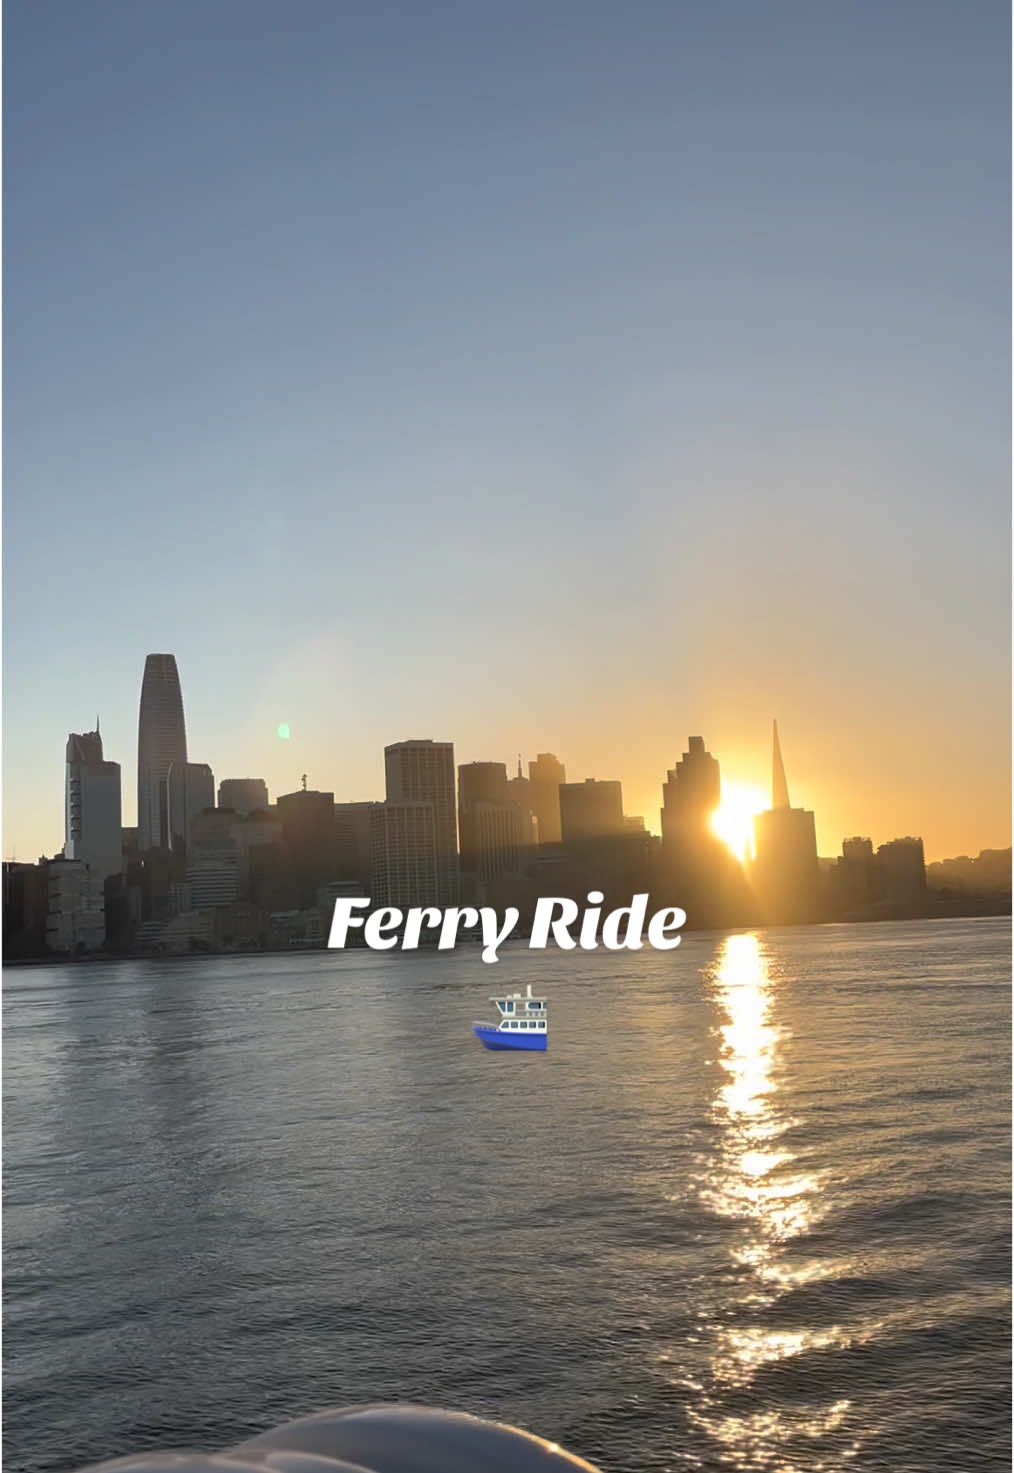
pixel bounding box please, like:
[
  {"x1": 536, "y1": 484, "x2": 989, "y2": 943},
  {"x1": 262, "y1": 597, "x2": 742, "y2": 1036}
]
[
  {"x1": 473, "y1": 984, "x2": 548, "y2": 1051},
  {"x1": 472, "y1": 1022, "x2": 546, "y2": 1051}
]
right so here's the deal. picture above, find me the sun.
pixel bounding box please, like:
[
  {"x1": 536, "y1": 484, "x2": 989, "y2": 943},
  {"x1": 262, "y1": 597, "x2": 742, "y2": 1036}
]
[{"x1": 711, "y1": 782, "x2": 769, "y2": 862}]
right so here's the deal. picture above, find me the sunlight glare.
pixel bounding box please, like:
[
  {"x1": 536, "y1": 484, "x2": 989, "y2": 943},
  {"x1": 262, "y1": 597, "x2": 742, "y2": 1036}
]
[{"x1": 710, "y1": 782, "x2": 768, "y2": 861}]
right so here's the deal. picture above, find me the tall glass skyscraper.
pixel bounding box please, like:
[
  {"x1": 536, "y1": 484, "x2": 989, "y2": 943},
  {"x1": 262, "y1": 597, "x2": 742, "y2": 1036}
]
[{"x1": 137, "y1": 654, "x2": 188, "y2": 851}]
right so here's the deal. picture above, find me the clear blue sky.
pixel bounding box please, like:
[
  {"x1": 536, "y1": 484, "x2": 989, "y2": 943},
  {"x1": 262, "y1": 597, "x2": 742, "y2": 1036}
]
[{"x1": 4, "y1": 0, "x2": 1010, "y2": 861}]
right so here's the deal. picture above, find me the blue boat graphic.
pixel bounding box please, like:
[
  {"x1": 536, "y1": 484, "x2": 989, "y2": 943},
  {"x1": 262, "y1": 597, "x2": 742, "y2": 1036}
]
[{"x1": 473, "y1": 983, "x2": 548, "y2": 1051}]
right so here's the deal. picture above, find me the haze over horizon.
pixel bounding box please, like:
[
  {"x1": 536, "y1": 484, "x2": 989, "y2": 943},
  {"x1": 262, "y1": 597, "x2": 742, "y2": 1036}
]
[{"x1": 4, "y1": 0, "x2": 1010, "y2": 865}]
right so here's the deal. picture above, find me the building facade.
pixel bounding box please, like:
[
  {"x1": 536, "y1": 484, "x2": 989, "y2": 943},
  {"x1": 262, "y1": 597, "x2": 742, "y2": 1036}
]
[
  {"x1": 65, "y1": 726, "x2": 122, "y2": 903},
  {"x1": 370, "y1": 801, "x2": 440, "y2": 910},
  {"x1": 384, "y1": 740, "x2": 457, "y2": 904}
]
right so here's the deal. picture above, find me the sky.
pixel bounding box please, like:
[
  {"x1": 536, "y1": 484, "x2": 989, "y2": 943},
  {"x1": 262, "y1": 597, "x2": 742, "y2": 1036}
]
[{"x1": 3, "y1": 0, "x2": 1010, "y2": 863}]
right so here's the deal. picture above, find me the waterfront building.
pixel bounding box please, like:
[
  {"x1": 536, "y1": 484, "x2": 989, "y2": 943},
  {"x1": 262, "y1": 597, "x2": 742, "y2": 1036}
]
[
  {"x1": 528, "y1": 752, "x2": 565, "y2": 845},
  {"x1": 168, "y1": 761, "x2": 214, "y2": 852},
  {"x1": 385, "y1": 740, "x2": 457, "y2": 903},
  {"x1": 218, "y1": 778, "x2": 269, "y2": 816},
  {"x1": 137, "y1": 654, "x2": 188, "y2": 850}
]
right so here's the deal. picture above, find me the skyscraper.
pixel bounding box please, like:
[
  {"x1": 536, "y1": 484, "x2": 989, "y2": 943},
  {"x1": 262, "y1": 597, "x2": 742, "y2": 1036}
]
[
  {"x1": 65, "y1": 724, "x2": 122, "y2": 897},
  {"x1": 660, "y1": 736, "x2": 721, "y2": 849},
  {"x1": 384, "y1": 740, "x2": 457, "y2": 904},
  {"x1": 137, "y1": 654, "x2": 188, "y2": 851},
  {"x1": 752, "y1": 721, "x2": 819, "y2": 921},
  {"x1": 528, "y1": 752, "x2": 565, "y2": 845}
]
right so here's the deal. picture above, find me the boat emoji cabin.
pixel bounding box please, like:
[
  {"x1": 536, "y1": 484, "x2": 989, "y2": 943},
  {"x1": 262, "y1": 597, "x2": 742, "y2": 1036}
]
[{"x1": 473, "y1": 983, "x2": 548, "y2": 1051}]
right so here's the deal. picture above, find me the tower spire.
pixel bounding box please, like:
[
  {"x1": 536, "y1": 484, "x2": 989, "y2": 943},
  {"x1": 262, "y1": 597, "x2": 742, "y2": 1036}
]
[{"x1": 772, "y1": 719, "x2": 791, "y2": 809}]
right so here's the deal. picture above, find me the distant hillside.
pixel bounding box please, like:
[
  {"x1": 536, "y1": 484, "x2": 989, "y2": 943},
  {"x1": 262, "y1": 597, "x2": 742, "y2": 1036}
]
[{"x1": 926, "y1": 848, "x2": 1012, "y2": 897}]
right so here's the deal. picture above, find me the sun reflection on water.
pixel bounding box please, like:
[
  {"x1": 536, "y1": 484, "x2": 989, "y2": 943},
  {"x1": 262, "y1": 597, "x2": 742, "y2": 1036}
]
[{"x1": 682, "y1": 933, "x2": 858, "y2": 1467}]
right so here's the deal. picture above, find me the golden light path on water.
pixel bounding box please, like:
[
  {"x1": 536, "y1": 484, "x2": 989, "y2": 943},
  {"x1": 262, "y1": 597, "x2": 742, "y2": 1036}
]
[{"x1": 683, "y1": 934, "x2": 858, "y2": 1470}]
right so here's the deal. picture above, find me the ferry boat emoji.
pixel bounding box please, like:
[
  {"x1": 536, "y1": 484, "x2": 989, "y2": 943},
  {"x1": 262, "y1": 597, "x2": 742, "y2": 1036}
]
[{"x1": 473, "y1": 983, "x2": 548, "y2": 1051}]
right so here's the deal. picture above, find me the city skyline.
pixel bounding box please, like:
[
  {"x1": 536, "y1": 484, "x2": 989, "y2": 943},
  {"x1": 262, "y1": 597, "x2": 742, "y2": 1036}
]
[
  {"x1": 4, "y1": 2, "x2": 1009, "y2": 868},
  {"x1": 2, "y1": 646, "x2": 1007, "y2": 866}
]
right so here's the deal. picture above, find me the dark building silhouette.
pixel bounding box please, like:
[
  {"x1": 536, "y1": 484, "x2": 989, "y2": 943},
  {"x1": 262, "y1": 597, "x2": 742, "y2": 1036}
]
[
  {"x1": 458, "y1": 761, "x2": 522, "y2": 888},
  {"x1": 559, "y1": 779, "x2": 625, "y2": 843},
  {"x1": 167, "y1": 760, "x2": 214, "y2": 852},
  {"x1": 658, "y1": 735, "x2": 749, "y2": 927},
  {"x1": 218, "y1": 777, "x2": 269, "y2": 816},
  {"x1": 137, "y1": 654, "x2": 188, "y2": 850},
  {"x1": 876, "y1": 837, "x2": 926, "y2": 904},
  {"x1": 528, "y1": 752, "x2": 566, "y2": 846},
  {"x1": 660, "y1": 736, "x2": 720, "y2": 848},
  {"x1": 507, "y1": 760, "x2": 540, "y2": 847},
  {"x1": 830, "y1": 835, "x2": 878, "y2": 910},
  {"x1": 276, "y1": 787, "x2": 337, "y2": 906},
  {"x1": 3, "y1": 861, "x2": 49, "y2": 957},
  {"x1": 334, "y1": 801, "x2": 381, "y2": 888},
  {"x1": 751, "y1": 721, "x2": 819, "y2": 922}
]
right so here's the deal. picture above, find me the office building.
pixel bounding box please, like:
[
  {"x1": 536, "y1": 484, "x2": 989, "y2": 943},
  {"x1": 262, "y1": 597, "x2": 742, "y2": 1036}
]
[
  {"x1": 168, "y1": 761, "x2": 214, "y2": 851},
  {"x1": 277, "y1": 787, "x2": 337, "y2": 906},
  {"x1": 137, "y1": 654, "x2": 188, "y2": 850},
  {"x1": 752, "y1": 721, "x2": 819, "y2": 921},
  {"x1": 385, "y1": 740, "x2": 457, "y2": 903},
  {"x1": 334, "y1": 801, "x2": 382, "y2": 887},
  {"x1": 660, "y1": 736, "x2": 720, "y2": 849},
  {"x1": 458, "y1": 762, "x2": 522, "y2": 883},
  {"x1": 370, "y1": 801, "x2": 440, "y2": 910},
  {"x1": 185, "y1": 809, "x2": 242, "y2": 910},
  {"x1": 64, "y1": 725, "x2": 122, "y2": 899}
]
